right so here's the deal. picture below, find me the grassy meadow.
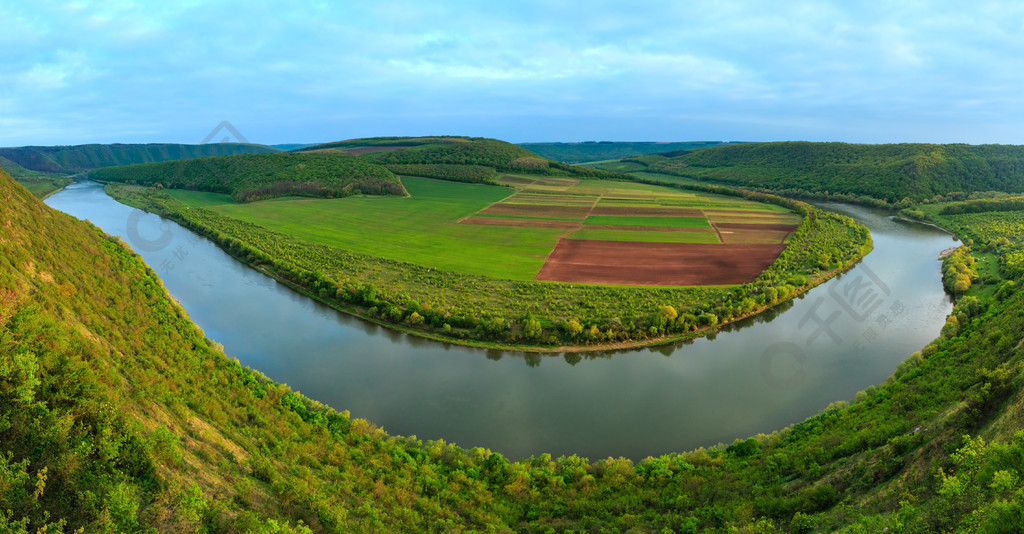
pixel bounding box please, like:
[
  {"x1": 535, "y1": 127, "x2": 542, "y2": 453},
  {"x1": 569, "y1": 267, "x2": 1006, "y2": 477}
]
[{"x1": 170, "y1": 177, "x2": 564, "y2": 280}]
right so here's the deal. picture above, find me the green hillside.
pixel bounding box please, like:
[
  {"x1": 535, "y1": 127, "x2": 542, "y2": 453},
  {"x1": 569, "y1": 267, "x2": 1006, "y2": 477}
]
[
  {"x1": 519, "y1": 141, "x2": 735, "y2": 163},
  {"x1": 0, "y1": 143, "x2": 280, "y2": 174},
  {"x1": 304, "y1": 136, "x2": 639, "y2": 182},
  {"x1": 3, "y1": 164, "x2": 1024, "y2": 531},
  {"x1": 90, "y1": 152, "x2": 403, "y2": 202},
  {"x1": 610, "y1": 142, "x2": 1024, "y2": 203}
]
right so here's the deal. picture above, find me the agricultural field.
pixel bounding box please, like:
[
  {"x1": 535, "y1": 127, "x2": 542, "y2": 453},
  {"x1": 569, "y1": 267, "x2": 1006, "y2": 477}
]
[{"x1": 168, "y1": 174, "x2": 802, "y2": 286}]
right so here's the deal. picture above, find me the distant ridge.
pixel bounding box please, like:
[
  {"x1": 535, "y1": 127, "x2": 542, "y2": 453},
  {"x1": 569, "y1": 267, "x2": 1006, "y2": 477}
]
[
  {"x1": 0, "y1": 142, "x2": 281, "y2": 174},
  {"x1": 602, "y1": 141, "x2": 1024, "y2": 203},
  {"x1": 518, "y1": 141, "x2": 736, "y2": 163}
]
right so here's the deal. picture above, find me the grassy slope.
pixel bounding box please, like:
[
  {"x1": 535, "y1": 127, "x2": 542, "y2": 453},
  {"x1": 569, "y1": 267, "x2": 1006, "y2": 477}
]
[
  {"x1": 1, "y1": 156, "x2": 73, "y2": 198},
  {"x1": 0, "y1": 167, "x2": 520, "y2": 532},
  {"x1": 608, "y1": 142, "x2": 1024, "y2": 203},
  {"x1": 4, "y1": 167, "x2": 1024, "y2": 532}
]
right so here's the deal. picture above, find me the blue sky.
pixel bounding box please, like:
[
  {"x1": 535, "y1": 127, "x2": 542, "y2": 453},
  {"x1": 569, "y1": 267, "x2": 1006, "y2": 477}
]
[{"x1": 3, "y1": 1, "x2": 1024, "y2": 145}]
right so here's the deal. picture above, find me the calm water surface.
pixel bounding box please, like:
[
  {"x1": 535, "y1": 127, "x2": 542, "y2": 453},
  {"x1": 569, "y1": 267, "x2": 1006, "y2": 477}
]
[{"x1": 48, "y1": 183, "x2": 957, "y2": 460}]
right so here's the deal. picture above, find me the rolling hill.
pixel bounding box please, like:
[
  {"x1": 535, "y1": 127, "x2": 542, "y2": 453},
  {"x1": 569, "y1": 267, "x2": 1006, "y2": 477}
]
[
  {"x1": 518, "y1": 141, "x2": 736, "y2": 163},
  {"x1": 0, "y1": 143, "x2": 281, "y2": 175},
  {"x1": 90, "y1": 152, "x2": 403, "y2": 202},
  {"x1": 301, "y1": 136, "x2": 639, "y2": 182},
  {"x1": 608, "y1": 142, "x2": 1024, "y2": 203}
]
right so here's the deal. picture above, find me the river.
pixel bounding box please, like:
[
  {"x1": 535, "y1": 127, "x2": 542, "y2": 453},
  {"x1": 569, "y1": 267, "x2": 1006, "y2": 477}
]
[{"x1": 47, "y1": 182, "x2": 957, "y2": 460}]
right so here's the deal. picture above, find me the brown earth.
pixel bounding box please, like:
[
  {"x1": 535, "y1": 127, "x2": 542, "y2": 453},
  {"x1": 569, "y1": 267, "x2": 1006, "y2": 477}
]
[
  {"x1": 533, "y1": 177, "x2": 580, "y2": 186},
  {"x1": 480, "y1": 203, "x2": 592, "y2": 219},
  {"x1": 536, "y1": 240, "x2": 785, "y2": 286},
  {"x1": 590, "y1": 206, "x2": 703, "y2": 217},
  {"x1": 460, "y1": 216, "x2": 581, "y2": 229}
]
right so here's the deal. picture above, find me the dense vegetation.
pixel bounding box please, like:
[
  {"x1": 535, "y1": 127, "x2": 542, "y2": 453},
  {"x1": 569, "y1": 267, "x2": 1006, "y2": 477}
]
[
  {"x1": 0, "y1": 156, "x2": 74, "y2": 198},
  {"x1": 0, "y1": 142, "x2": 279, "y2": 174},
  {"x1": 91, "y1": 152, "x2": 403, "y2": 202},
  {"x1": 384, "y1": 163, "x2": 498, "y2": 183},
  {"x1": 4, "y1": 168, "x2": 1024, "y2": 531},
  {"x1": 519, "y1": 141, "x2": 735, "y2": 163},
  {"x1": 107, "y1": 178, "x2": 870, "y2": 349},
  {"x1": 303, "y1": 136, "x2": 641, "y2": 182},
  {"x1": 603, "y1": 142, "x2": 1024, "y2": 204}
]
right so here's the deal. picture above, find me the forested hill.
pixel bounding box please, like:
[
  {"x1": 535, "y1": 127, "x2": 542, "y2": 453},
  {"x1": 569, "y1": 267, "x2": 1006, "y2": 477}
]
[
  {"x1": 615, "y1": 142, "x2": 1024, "y2": 203},
  {"x1": 5, "y1": 163, "x2": 1024, "y2": 530},
  {"x1": 0, "y1": 142, "x2": 280, "y2": 174},
  {"x1": 301, "y1": 136, "x2": 638, "y2": 182},
  {"x1": 519, "y1": 141, "x2": 734, "y2": 163},
  {"x1": 90, "y1": 152, "x2": 403, "y2": 202}
]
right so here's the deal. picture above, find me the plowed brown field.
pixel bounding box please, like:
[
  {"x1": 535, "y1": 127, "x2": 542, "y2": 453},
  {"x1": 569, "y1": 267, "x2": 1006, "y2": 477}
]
[{"x1": 536, "y1": 240, "x2": 785, "y2": 285}]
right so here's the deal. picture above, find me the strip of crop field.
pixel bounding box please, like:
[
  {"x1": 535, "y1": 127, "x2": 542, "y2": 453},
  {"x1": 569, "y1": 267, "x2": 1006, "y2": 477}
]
[
  {"x1": 583, "y1": 215, "x2": 711, "y2": 228},
  {"x1": 566, "y1": 228, "x2": 721, "y2": 243}
]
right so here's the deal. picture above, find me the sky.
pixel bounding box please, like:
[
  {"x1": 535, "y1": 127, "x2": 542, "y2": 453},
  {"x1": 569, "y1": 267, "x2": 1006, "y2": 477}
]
[{"x1": 2, "y1": 1, "x2": 1024, "y2": 146}]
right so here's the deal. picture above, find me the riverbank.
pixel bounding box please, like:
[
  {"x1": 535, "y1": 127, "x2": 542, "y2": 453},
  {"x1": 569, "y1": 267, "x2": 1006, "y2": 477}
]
[
  {"x1": 103, "y1": 181, "x2": 873, "y2": 353},
  {"x1": 246, "y1": 237, "x2": 872, "y2": 354}
]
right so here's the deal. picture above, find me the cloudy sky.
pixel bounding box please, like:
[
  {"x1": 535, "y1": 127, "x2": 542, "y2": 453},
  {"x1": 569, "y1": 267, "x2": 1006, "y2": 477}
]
[{"x1": 3, "y1": 1, "x2": 1024, "y2": 146}]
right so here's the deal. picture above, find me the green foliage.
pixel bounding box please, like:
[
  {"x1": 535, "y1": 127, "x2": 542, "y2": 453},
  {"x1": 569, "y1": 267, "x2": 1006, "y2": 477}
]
[
  {"x1": 91, "y1": 152, "x2": 403, "y2": 202},
  {"x1": 11, "y1": 176, "x2": 72, "y2": 198},
  {"x1": 7, "y1": 155, "x2": 1024, "y2": 531},
  {"x1": 613, "y1": 142, "x2": 1024, "y2": 203},
  {"x1": 0, "y1": 142, "x2": 278, "y2": 173},
  {"x1": 939, "y1": 195, "x2": 1024, "y2": 215},
  {"x1": 383, "y1": 163, "x2": 498, "y2": 183},
  {"x1": 943, "y1": 247, "x2": 978, "y2": 295},
  {"x1": 518, "y1": 141, "x2": 735, "y2": 163},
  {"x1": 348, "y1": 137, "x2": 542, "y2": 170},
  {"x1": 306, "y1": 136, "x2": 642, "y2": 181}
]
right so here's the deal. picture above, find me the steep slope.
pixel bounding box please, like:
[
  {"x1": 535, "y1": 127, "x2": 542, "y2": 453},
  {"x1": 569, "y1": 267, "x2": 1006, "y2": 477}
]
[
  {"x1": 618, "y1": 142, "x2": 1024, "y2": 203},
  {"x1": 0, "y1": 169, "x2": 511, "y2": 532},
  {"x1": 0, "y1": 143, "x2": 281, "y2": 174},
  {"x1": 90, "y1": 152, "x2": 403, "y2": 202}
]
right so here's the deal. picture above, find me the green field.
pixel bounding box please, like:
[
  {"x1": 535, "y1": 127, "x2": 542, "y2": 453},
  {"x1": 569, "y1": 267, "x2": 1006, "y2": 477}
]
[
  {"x1": 583, "y1": 215, "x2": 711, "y2": 228},
  {"x1": 171, "y1": 177, "x2": 565, "y2": 280}
]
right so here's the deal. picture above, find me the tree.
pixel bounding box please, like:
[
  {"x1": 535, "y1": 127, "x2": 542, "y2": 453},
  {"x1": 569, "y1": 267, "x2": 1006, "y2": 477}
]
[
  {"x1": 953, "y1": 274, "x2": 972, "y2": 294},
  {"x1": 565, "y1": 318, "x2": 583, "y2": 338},
  {"x1": 523, "y1": 318, "x2": 542, "y2": 340}
]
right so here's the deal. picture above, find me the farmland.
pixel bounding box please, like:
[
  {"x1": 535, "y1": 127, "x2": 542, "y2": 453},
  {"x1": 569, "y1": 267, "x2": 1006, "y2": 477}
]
[
  {"x1": 166, "y1": 174, "x2": 804, "y2": 285},
  {"x1": 109, "y1": 168, "x2": 870, "y2": 349}
]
